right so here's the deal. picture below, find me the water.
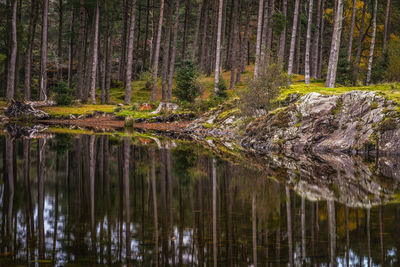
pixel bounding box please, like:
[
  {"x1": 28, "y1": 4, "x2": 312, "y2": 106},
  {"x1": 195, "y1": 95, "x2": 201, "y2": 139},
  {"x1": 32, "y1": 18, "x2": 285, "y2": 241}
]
[{"x1": 0, "y1": 133, "x2": 399, "y2": 266}]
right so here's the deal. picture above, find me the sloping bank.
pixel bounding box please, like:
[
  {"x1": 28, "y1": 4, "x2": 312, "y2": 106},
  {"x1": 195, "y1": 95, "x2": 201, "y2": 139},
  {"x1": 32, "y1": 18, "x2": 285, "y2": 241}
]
[{"x1": 188, "y1": 90, "x2": 400, "y2": 156}]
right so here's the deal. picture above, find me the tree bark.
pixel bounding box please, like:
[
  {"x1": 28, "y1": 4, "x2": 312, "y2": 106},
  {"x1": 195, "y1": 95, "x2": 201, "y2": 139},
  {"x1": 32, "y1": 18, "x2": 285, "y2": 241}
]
[
  {"x1": 24, "y1": 0, "x2": 38, "y2": 100},
  {"x1": 305, "y1": 0, "x2": 313, "y2": 84},
  {"x1": 125, "y1": 0, "x2": 137, "y2": 105},
  {"x1": 161, "y1": 2, "x2": 173, "y2": 101},
  {"x1": 68, "y1": 6, "x2": 75, "y2": 89},
  {"x1": 230, "y1": 0, "x2": 239, "y2": 89},
  {"x1": 278, "y1": 0, "x2": 287, "y2": 61},
  {"x1": 151, "y1": 0, "x2": 165, "y2": 101},
  {"x1": 236, "y1": 2, "x2": 251, "y2": 83},
  {"x1": 325, "y1": 0, "x2": 344, "y2": 88},
  {"x1": 214, "y1": 0, "x2": 224, "y2": 94},
  {"x1": 58, "y1": 0, "x2": 63, "y2": 80},
  {"x1": 39, "y1": 0, "x2": 49, "y2": 101},
  {"x1": 90, "y1": 1, "x2": 100, "y2": 104},
  {"x1": 287, "y1": 0, "x2": 301, "y2": 76},
  {"x1": 346, "y1": 0, "x2": 357, "y2": 62},
  {"x1": 366, "y1": 0, "x2": 378, "y2": 85},
  {"x1": 119, "y1": 0, "x2": 129, "y2": 82},
  {"x1": 76, "y1": 0, "x2": 86, "y2": 100},
  {"x1": 167, "y1": 0, "x2": 181, "y2": 100},
  {"x1": 383, "y1": 0, "x2": 391, "y2": 52},
  {"x1": 260, "y1": 0, "x2": 269, "y2": 63},
  {"x1": 105, "y1": 10, "x2": 115, "y2": 104},
  {"x1": 191, "y1": 0, "x2": 204, "y2": 61},
  {"x1": 317, "y1": 0, "x2": 325, "y2": 78},
  {"x1": 181, "y1": 0, "x2": 190, "y2": 61},
  {"x1": 311, "y1": 0, "x2": 322, "y2": 78},
  {"x1": 295, "y1": 0, "x2": 302, "y2": 74},
  {"x1": 353, "y1": 0, "x2": 367, "y2": 84},
  {"x1": 254, "y1": 0, "x2": 264, "y2": 76},
  {"x1": 7, "y1": 0, "x2": 18, "y2": 100}
]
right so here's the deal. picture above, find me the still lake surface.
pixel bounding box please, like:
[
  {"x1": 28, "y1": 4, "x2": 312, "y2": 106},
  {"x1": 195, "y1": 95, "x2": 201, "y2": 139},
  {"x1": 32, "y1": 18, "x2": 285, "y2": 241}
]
[{"x1": 0, "y1": 133, "x2": 399, "y2": 266}]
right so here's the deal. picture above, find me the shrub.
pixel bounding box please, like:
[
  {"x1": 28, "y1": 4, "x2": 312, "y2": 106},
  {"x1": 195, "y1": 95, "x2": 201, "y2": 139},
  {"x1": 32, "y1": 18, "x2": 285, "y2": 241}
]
[
  {"x1": 239, "y1": 60, "x2": 289, "y2": 116},
  {"x1": 174, "y1": 60, "x2": 201, "y2": 102},
  {"x1": 216, "y1": 76, "x2": 228, "y2": 99},
  {"x1": 53, "y1": 82, "x2": 74, "y2": 106},
  {"x1": 336, "y1": 57, "x2": 354, "y2": 86},
  {"x1": 371, "y1": 52, "x2": 389, "y2": 84},
  {"x1": 139, "y1": 69, "x2": 156, "y2": 89}
]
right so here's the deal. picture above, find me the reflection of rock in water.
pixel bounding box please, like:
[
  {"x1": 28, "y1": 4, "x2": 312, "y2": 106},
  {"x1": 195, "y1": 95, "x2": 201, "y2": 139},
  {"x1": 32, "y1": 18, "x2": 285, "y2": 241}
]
[
  {"x1": 5, "y1": 123, "x2": 52, "y2": 139},
  {"x1": 251, "y1": 152, "x2": 400, "y2": 207}
]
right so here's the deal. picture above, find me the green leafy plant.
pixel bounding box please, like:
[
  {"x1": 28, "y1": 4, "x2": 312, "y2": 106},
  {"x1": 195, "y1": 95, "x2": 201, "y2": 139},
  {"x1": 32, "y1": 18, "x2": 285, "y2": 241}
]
[
  {"x1": 139, "y1": 69, "x2": 156, "y2": 89},
  {"x1": 52, "y1": 81, "x2": 74, "y2": 106},
  {"x1": 216, "y1": 76, "x2": 228, "y2": 99},
  {"x1": 174, "y1": 60, "x2": 201, "y2": 102}
]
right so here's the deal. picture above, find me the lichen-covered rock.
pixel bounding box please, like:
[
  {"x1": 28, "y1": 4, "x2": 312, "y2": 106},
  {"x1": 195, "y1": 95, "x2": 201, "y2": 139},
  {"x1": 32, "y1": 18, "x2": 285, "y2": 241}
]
[{"x1": 241, "y1": 91, "x2": 400, "y2": 155}]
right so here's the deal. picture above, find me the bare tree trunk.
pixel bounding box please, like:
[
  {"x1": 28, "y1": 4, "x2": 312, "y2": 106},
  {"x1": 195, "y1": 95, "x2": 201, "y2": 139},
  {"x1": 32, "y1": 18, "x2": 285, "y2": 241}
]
[
  {"x1": 39, "y1": 0, "x2": 49, "y2": 101},
  {"x1": 105, "y1": 10, "x2": 115, "y2": 104},
  {"x1": 167, "y1": 0, "x2": 180, "y2": 100},
  {"x1": 383, "y1": 0, "x2": 391, "y2": 52},
  {"x1": 161, "y1": 2, "x2": 173, "y2": 101},
  {"x1": 266, "y1": 0, "x2": 274, "y2": 63},
  {"x1": 252, "y1": 194, "x2": 257, "y2": 266},
  {"x1": 77, "y1": 0, "x2": 86, "y2": 99},
  {"x1": 230, "y1": 0, "x2": 239, "y2": 89},
  {"x1": 7, "y1": 0, "x2": 18, "y2": 100},
  {"x1": 214, "y1": 0, "x2": 224, "y2": 94},
  {"x1": 90, "y1": 1, "x2": 100, "y2": 104},
  {"x1": 278, "y1": 0, "x2": 287, "y2": 61},
  {"x1": 181, "y1": 0, "x2": 190, "y2": 61},
  {"x1": 317, "y1": 0, "x2": 325, "y2": 78},
  {"x1": 311, "y1": 0, "x2": 321, "y2": 78},
  {"x1": 254, "y1": 0, "x2": 264, "y2": 76},
  {"x1": 325, "y1": 0, "x2": 344, "y2": 88},
  {"x1": 287, "y1": 0, "x2": 301, "y2": 76},
  {"x1": 125, "y1": 0, "x2": 137, "y2": 105},
  {"x1": 346, "y1": 0, "x2": 357, "y2": 62},
  {"x1": 305, "y1": 0, "x2": 313, "y2": 84},
  {"x1": 119, "y1": 0, "x2": 128, "y2": 82},
  {"x1": 260, "y1": 0, "x2": 269, "y2": 63},
  {"x1": 366, "y1": 0, "x2": 378, "y2": 85},
  {"x1": 236, "y1": 2, "x2": 251, "y2": 83},
  {"x1": 191, "y1": 0, "x2": 204, "y2": 61},
  {"x1": 295, "y1": 1, "x2": 302, "y2": 74},
  {"x1": 68, "y1": 7, "x2": 75, "y2": 89},
  {"x1": 212, "y1": 159, "x2": 217, "y2": 267},
  {"x1": 353, "y1": 0, "x2": 367, "y2": 84},
  {"x1": 24, "y1": 0, "x2": 38, "y2": 100},
  {"x1": 58, "y1": 0, "x2": 63, "y2": 80},
  {"x1": 151, "y1": 0, "x2": 165, "y2": 101}
]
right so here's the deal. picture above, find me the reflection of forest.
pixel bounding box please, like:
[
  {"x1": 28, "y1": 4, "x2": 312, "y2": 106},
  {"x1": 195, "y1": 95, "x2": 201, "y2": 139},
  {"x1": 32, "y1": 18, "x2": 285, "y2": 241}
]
[{"x1": 0, "y1": 134, "x2": 400, "y2": 266}]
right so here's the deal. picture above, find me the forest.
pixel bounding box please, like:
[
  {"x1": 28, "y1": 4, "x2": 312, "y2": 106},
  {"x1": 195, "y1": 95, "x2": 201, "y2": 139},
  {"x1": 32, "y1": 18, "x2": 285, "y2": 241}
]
[{"x1": 0, "y1": 0, "x2": 399, "y2": 107}]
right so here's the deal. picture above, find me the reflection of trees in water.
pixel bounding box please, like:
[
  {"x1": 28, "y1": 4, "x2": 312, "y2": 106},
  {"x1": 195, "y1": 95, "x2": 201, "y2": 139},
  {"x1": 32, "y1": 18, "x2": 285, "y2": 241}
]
[{"x1": 1, "y1": 135, "x2": 400, "y2": 266}]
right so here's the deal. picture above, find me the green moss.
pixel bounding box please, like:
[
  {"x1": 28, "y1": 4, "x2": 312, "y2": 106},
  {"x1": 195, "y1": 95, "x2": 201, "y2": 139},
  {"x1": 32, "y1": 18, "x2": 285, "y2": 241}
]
[
  {"x1": 379, "y1": 117, "x2": 397, "y2": 132},
  {"x1": 370, "y1": 101, "x2": 378, "y2": 109}
]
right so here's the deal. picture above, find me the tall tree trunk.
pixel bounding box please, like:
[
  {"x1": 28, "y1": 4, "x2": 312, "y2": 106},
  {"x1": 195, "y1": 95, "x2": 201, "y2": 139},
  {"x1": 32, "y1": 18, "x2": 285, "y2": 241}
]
[
  {"x1": 39, "y1": 0, "x2": 49, "y2": 101},
  {"x1": 125, "y1": 0, "x2": 137, "y2": 105},
  {"x1": 295, "y1": 0, "x2": 302, "y2": 74},
  {"x1": 254, "y1": 0, "x2": 264, "y2": 76},
  {"x1": 77, "y1": 0, "x2": 86, "y2": 99},
  {"x1": 181, "y1": 0, "x2": 190, "y2": 61},
  {"x1": 24, "y1": 0, "x2": 38, "y2": 100},
  {"x1": 260, "y1": 0, "x2": 269, "y2": 63},
  {"x1": 58, "y1": 0, "x2": 63, "y2": 80},
  {"x1": 305, "y1": 0, "x2": 313, "y2": 84},
  {"x1": 230, "y1": 0, "x2": 239, "y2": 89},
  {"x1": 266, "y1": 0, "x2": 274, "y2": 63},
  {"x1": 311, "y1": 0, "x2": 322, "y2": 77},
  {"x1": 161, "y1": 2, "x2": 173, "y2": 101},
  {"x1": 383, "y1": 0, "x2": 391, "y2": 52},
  {"x1": 237, "y1": 2, "x2": 251, "y2": 83},
  {"x1": 119, "y1": 0, "x2": 129, "y2": 82},
  {"x1": 167, "y1": 0, "x2": 181, "y2": 100},
  {"x1": 317, "y1": 0, "x2": 325, "y2": 78},
  {"x1": 346, "y1": 0, "x2": 357, "y2": 62},
  {"x1": 214, "y1": 0, "x2": 224, "y2": 94},
  {"x1": 353, "y1": 0, "x2": 367, "y2": 84},
  {"x1": 7, "y1": 0, "x2": 18, "y2": 100},
  {"x1": 366, "y1": 0, "x2": 378, "y2": 85},
  {"x1": 123, "y1": 137, "x2": 131, "y2": 259},
  {"x1": 151, "y1": 0, "x2": 165, "y2": 101},
  {"x1": 325, "y1": 0, "x2": 344, "y2": 88},
  {"x1": 142, "y1": 0, "x2": 150, "y2": 69},
  {"x1": 191, "y1": 0, "x2": 204, "y2": 61},
  {"x1": 68, "y1": 6, "x2": 75, "y2": 89},
  {"x1": 287, "y1": 0, "x2": 301, "y2": 76},
  {"x1": 198, "y1": 0, "x2": 209, "y2": 71},
  {"x1": 105, "y1": 10, "x2": 115, "y2": 104},
  {"x1": 90, "y1": 1, "x2": 100, "y2": 104},
  {"x1": 278, "y1": 0, "x2": 287, "y2": 61},
  {"x1": 252, "y1": 194, "x2": 257, "y2": 266},
  {"x1": 212, "y1": 159, "x2": 217, "y2": 267}
]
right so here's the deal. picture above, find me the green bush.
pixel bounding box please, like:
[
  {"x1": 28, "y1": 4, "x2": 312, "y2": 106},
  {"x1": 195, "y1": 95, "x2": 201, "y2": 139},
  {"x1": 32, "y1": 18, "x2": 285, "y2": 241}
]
[
  {"x1": 174, "y1": 60, "x2": 201, "y2": 102},
  {"x1": 336, "y1": 57, "x2": 354, "y2": 86},
  {"x1": 139, "y1": 69, "x2": 155, "y2": 89},
  {"x1": 216, "y1": 76, "x2": 228, "y2": 99},
  {"x1": 371, "y1": 52, "x2": 389, "y2": 84},
  {"x1": 53, "y1": 82, "x2": 74, "y2": 106},
  {"x1": 239, "y1": 59, "x2": 289, "y2": 116}
]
